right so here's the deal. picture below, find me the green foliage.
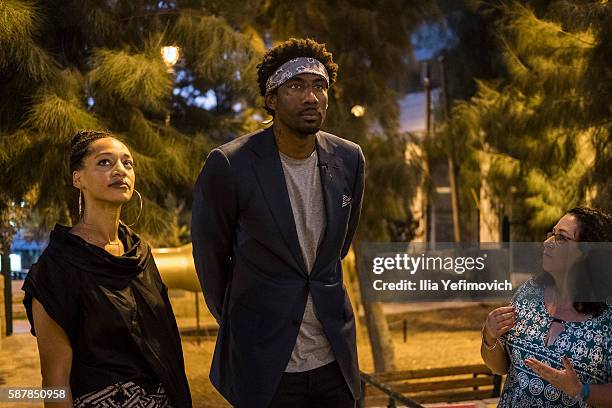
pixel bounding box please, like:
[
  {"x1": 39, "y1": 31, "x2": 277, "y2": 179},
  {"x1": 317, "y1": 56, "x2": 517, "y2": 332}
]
[
  {"x1": 438, "y1": 1, "x2": 611, "y2": 238},
  {"x1": 0, "y1": 0, "x2": 38, "y2": 65},
  {"x1": 0, "y1": 1, "x2": 58, "y2": 81},
  {"x1": 0, "y1": 1, "x2": 266, "y2": 246},
  {"x1": 171, "y1": 13, "x2": 263, "y2": 102},
  {"x1": 1, "y1": 0, "x2": 439, "y2": 247},
  {"x1": 360, "y1": 133, "x2": 422, "y2": 241},
  {"x1": 90, "y1": 49, "x2": 174, "y2": 112},
  {"x1": 25, "y1": 92, "x2": 100, "y2": 142},
  {"x1": 0, "y1": 1, "x2": 36, "y2": 42}
]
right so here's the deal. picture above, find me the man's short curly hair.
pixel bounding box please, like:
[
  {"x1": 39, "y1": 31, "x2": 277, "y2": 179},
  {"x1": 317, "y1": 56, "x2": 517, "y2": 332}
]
[{"x1": 257, "y1": 38, "x2": 338, "y2": 113}]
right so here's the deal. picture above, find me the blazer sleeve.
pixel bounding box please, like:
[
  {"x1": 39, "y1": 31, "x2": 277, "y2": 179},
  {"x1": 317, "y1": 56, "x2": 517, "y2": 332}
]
[
  {"x1": 191, "y1": 148, "x2": 238, "y2": 322},
  {"x1": 341, "y1": 145, "x2": 365, "y2": 259}
]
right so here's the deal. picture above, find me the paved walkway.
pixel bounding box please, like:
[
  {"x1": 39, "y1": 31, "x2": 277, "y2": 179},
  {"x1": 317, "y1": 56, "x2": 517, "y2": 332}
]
[
  {"x1": 0, "y1": 320, "x2": 229, "y2": 407},
  {"x1": 0, "y1": 321, "x2": 44, "y2": 408},
  {"x1": 0, "y1": 284, "x2": 501, "y2": 407}
]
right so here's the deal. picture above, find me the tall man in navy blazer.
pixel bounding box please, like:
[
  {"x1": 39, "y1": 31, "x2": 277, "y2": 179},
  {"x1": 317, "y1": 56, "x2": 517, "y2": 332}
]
[{"x1": 192, "y1": 38, "x2": 365, "y2": 408}]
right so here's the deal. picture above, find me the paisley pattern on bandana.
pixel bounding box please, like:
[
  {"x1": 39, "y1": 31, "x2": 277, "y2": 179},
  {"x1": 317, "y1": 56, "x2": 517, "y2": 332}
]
[
  {"x1": 265, "y1": 57, "x2": 329, "y2": 93},
  {"x1": 73, "y1": 381, "x2": 172, "y2": 407},
  {"x1": 498, "y1": 278, "x2": 612, "y2": 407}
]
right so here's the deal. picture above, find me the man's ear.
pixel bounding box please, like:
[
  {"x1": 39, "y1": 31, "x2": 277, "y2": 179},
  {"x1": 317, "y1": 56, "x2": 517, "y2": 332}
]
[{"x1": 265, "y1": 92, "x2": 277, "y2": 112}]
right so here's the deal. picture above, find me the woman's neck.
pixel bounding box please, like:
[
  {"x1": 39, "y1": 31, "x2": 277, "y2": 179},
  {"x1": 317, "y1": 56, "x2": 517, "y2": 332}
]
[
  {"x1": 545, "y1": 284, "x2": 586, "y2": 321},
  {"x1": 550, "y1": 271, "x2": 576, "y2": 305},
  {"x1": 550, "y1": 285, "x2": 574, "y2": 310},
  {"x1": 72, "y1": 200, "x2": 122, "y2": 245}
]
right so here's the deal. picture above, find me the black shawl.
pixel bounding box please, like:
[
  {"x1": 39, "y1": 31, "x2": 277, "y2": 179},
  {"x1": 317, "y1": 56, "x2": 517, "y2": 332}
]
[{"x1": 23, "y1": 223, "x2": 192, "y2": 407}]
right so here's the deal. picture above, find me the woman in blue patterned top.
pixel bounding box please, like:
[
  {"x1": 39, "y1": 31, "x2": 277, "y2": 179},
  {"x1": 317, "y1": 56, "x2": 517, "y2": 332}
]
[{"x1": 481, "y1": 207, "x2": 612, "y2": 407}]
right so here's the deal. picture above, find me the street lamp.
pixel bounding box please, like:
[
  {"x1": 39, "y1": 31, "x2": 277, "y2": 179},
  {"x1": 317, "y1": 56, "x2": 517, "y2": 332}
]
[
  {"x1": 161, "y1": 46, "x2": 180, "y2": 68},
  {"x1": 161, "y1": 46, "x2": 180, "y2": 127},
  {"x1": 351, "y1": 105, "x2": 366, "y2": 117}
]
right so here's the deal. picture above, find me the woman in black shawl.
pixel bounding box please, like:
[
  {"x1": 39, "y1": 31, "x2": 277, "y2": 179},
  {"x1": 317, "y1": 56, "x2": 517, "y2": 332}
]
[{"x1": 22, "y1": 130, "x2": 192, "y2": 407}]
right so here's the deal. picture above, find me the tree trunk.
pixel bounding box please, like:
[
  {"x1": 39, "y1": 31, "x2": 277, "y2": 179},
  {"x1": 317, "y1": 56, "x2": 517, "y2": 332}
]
[
  {"x1": 479, "y1": 148, "x2": 501, "y2": 242},
  {"x1": 448, "y1": 156, "x2": 461, "y2": 242},
  {"x1": 0, "y1": 261, "x2": 3, "y2": 343},
  {"x1": 342, "y1": 248, "x2": 369, "y2": 346},
  {"x1": 363, "y1": 301, "x2": 396, "y2": 373},
  {"x1": 1, "y1": 247, "x2": 12, "y2": 337},
  {"x1": 354, "y1": 245, "x2": 396, "y2": 373}
]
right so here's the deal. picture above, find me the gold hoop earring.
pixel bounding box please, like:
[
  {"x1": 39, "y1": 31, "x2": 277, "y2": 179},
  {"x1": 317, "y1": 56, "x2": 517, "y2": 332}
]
[
  {"x1": 124, "y1": 189, "x2": 143, "y2": 227},
  {"x1": 78, "y1": 190, "x2": 83, "y2": 219}
]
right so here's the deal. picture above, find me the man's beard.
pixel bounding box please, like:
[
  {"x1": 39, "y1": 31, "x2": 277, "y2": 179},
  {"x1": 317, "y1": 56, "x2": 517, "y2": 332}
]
[
  {"x1": 294, "y1": 124, "x2": 321, "y2": 136},
  {"x1": 292, "y1": 114, "x2": 325, "y2": 136}
]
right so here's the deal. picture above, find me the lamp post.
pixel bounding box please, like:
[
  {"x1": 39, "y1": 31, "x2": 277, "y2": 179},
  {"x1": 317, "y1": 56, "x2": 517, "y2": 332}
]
[{"x1": 161, "y1": 46, "x2": 180, "y2": 127}]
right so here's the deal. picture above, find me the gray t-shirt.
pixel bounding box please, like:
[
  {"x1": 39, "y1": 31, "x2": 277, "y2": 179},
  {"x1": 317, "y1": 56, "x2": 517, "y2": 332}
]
[{"x1": 279, "y1": 150, "x2": 335, "y2": 372}]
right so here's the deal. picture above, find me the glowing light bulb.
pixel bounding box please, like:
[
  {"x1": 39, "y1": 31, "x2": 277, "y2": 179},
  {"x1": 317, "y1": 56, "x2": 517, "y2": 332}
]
[
  {"x1": 161, "y1": 46, "x2": 180, "y2": 66},
  {"x1": 351, "y1": 105, "x2": 366, "y2": 117}
]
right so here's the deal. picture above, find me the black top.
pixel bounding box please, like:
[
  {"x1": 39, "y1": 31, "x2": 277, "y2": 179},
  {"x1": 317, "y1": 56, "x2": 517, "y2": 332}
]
[{"x1": 22, "y1": 223, "x2": 192, "y2": 407}]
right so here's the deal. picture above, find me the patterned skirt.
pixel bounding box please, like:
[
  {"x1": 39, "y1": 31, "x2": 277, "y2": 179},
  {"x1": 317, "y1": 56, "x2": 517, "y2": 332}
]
[{"x1": 73, "y1": 381, "x2": 172, "y2": 408}]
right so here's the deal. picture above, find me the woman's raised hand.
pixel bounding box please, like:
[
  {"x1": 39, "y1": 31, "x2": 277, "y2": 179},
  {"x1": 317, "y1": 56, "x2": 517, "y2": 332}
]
[{"x1": 483, "y1": 306, "x2": 517, "y2": 345}]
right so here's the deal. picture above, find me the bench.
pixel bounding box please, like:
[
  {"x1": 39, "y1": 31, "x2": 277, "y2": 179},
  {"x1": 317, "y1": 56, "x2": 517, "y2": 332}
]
[{"x1": 359, "y1": 364, "x2": 502, "y2": 407}]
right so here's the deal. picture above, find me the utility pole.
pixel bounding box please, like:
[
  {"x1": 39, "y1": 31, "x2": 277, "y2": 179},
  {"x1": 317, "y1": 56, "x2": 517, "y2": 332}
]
[
  {"x1": 439, "y1": 55, "x2": 461, "y2": 243},
  {"x1": 423, "y1": 62, "x2": 432, "y2": 244}
]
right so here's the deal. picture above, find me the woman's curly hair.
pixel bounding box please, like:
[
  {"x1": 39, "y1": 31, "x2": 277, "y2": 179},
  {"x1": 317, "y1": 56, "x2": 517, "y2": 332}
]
[
  {"x1": 567, "y1": 206, "x2": 612, "y2": 242},
  {"x1": 537, "y1": 206, "x2": 612, "y2": 317},
  {"x1": 256, "y1": 38, "x2": 338, "y2": 114}
]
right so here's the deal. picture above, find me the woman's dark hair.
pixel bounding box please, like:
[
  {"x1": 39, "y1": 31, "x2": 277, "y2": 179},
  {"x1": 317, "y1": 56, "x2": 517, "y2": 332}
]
[
  {"x1": 256, "y1": 38, "x2": 339, "y2": 115},
  {"x1": 69, "y1": 129, "x2": 114, "y2": 173},
  {"x1": 537, "y1": 206, "x2": 612, "y2": 317},
  {"x1": 567, "y1": 207, "x2": 612, "y2": 242}
]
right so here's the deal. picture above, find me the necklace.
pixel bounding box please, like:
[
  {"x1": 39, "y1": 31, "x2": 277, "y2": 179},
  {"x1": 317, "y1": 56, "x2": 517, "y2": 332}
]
[{"x1": 73, "y1": 222, "x2": 124, "y2": 255}]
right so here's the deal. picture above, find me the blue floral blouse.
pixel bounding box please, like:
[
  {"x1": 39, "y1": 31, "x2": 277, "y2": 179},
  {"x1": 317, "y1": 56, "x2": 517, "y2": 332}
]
[{"x1": 498, "y1": 278, "x2": 612, "y2": 407}]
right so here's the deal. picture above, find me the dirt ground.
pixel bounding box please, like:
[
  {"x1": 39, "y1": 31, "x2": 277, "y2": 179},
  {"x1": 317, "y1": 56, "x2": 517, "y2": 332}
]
[{"x1": 1, "y1": 283, "x2": 499, "y2": 407}]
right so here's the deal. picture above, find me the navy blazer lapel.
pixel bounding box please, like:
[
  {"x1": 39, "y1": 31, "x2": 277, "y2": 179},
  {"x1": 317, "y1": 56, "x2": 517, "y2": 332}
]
[
  {"x1": 312, "y1": 132, "x2": 344, "y2": 274},
  {"x1": 250, "y1": 127, "x2": 308, "y2": 276}
]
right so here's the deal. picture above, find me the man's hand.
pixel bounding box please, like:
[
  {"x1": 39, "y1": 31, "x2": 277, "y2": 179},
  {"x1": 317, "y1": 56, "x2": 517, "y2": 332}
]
[{"x1": 525, "y1": 356, "x2": 582, "y2": 398}]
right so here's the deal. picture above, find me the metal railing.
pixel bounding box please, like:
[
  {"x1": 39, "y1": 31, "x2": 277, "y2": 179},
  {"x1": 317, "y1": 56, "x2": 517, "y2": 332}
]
[{"x1": 357, "y1": 371, "x2": 425, "y2": 408}]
